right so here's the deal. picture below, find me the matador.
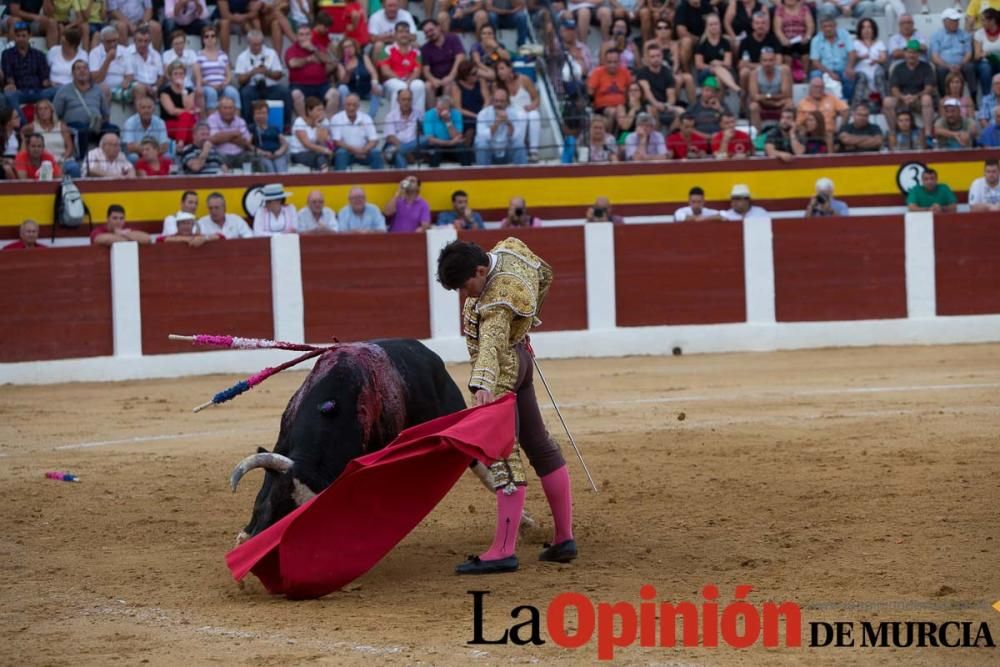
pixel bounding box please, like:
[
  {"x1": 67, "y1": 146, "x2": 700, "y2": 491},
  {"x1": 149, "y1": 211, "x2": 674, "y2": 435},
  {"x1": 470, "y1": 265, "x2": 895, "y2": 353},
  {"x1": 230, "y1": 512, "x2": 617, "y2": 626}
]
[{"x1": 437, "y1": 237, "x2": 577, "y2": 574}]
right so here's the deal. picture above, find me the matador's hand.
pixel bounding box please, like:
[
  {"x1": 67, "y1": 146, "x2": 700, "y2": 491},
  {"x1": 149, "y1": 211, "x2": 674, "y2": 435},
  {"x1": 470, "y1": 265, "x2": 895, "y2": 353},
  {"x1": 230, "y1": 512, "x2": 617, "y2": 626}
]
[{"x1": 474, "y1": 389, "x2": 496, "y2": 406}]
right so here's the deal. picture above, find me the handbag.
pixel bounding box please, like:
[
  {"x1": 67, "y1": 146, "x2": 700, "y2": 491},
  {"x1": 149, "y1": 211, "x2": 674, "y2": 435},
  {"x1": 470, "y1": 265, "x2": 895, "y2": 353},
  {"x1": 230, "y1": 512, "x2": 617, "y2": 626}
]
[{"x1": 71, "y1": 84, "x2": 103, "y2": 135}]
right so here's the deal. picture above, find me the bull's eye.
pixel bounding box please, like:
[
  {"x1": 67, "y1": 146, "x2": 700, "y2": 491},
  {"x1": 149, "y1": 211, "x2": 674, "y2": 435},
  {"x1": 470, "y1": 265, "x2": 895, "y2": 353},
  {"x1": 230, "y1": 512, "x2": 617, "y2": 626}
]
[{"x1": 317, "y1": 400, "x2": 336, "y2": 414}]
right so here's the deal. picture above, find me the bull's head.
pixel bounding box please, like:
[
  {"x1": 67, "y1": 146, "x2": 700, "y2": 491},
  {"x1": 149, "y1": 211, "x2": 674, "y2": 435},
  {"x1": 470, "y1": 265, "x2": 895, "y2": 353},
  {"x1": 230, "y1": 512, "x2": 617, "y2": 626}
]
[{"x1": 230, "y1": 447, "x2": 317, "y2": 545}]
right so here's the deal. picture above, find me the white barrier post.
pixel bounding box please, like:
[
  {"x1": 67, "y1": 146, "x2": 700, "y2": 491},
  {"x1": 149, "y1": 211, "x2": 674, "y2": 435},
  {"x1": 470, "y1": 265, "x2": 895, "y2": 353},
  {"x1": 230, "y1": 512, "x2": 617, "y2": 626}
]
[
  {"x1": 584, "y1": 221, "x2": 616, "y2": 330},
  {"x1": 904, "y1": 211, "x2": 937, "y2": 319},
  {"x1": 426, "y1": 226, "x2": 461, "y2": 339},
  {"x1": 110, "y1": 241, "x2": 142, "y2": 357},
  {"x1": 270, "y1": 234, "x2": 304, "y2": 343},
  {"x1": 743, "y1": 217, "x2": 776, "y2": 323}
]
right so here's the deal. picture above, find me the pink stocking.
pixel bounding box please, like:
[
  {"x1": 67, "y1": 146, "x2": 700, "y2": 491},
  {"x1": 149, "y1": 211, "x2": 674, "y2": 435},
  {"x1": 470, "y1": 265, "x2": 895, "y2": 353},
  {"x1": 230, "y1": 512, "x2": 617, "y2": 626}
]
[
  {"x1": 540, "y1": 465, "x2": 574, "y2": 545},
  {"x1": 479, "y1": 486, "x2": 526, "y2": 561}
]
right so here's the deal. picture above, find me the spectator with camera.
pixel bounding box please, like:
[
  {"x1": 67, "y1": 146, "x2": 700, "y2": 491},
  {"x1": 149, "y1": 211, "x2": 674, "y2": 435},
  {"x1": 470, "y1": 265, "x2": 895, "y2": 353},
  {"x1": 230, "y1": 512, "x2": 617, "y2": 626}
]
[
  {"x1": 236, "y1": 30, "x2": 291, "y2": 128},
  {"x1": 500, "y1": 196, "x2": 541, "y2": 228},
  {"x1": 435, "y1": 190, "x2": 484, "y2": 230},
  {"x1": 384, "y1": 175, "x2": 431, "y2": 232},
  {"x1": 805, "y1": 177, "x2": 849, "y2": 217},
  {"x1": 585, "y1": 196, "x2": 625, "y2": 224}
]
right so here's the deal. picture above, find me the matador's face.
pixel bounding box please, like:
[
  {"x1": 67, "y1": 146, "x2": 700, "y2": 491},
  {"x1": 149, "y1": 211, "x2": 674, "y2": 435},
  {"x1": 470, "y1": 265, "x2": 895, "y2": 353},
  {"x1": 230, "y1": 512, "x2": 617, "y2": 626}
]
[{"x1": 461, "y1": 265, "x2": 490, "y2": 298}]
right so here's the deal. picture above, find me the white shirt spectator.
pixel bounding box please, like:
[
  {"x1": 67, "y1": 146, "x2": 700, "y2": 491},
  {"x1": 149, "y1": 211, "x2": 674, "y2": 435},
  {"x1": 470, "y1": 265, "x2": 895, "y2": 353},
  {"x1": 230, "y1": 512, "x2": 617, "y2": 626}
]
[
  {"x1": 383, "y1": 106, "x2": 418, "y2": 144},
  {"x1": 196, "y1": 213, "x2": 254, "y2": 239},
  {"x1": 288, "y1": 116, "x2": 331, "y2": 153},
  {"x1": 968, "y1": 176, "x2": 1000, "y2": 207},
  {"x1": 368, "y1": 8, "x2": 417, "y2": 37},
  {"x1": 297, "y1": 206, "x2": 338, "y2": 232},
  {"x1": 721, "y1": 205, "x2": 770, "y2": 221},
  {"x1": 129, "y1": 45, "x2": 164, "y2": 86},
  {"x1": 89, "y1": 43, "x2": 133, "y2": 89},
  {"x1": 253, "y1": 205, "x2": 297, "y2": 236},
  {"x1": 235, "y1": 45, "x2": 283, "y2": 88},
  {"x1": 163, "y1": 47, "x2": 198, "y2": 88},
  {"x1": 975, "y1": 27, "x2": 1000, "y2": 59},
  {"x1": 48, "y1": 47, "x2": 88, "y2": 87},
  {"x1": 853, "y1": 39, "x2": 887, "y2": 83},
  {"x1": 674, "y1": 206, "x2": 720, "y2": 222},
  {"x1": 109, "y1": 0, "x2": 152, "y2": 23},
  {"x1": 330, "y1": 110, "x2": 379, "y2": 149}
]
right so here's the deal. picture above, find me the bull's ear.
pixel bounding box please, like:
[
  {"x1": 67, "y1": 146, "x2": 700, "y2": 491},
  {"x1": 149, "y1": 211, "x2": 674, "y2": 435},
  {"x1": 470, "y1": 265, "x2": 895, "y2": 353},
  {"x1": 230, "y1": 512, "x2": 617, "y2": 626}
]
[
  {"x1": 317, "y1": 400, "x2": 337, "y2": 415},
  {"x1": 257, "y1": 446, "x2": 268, "y2": 454}
]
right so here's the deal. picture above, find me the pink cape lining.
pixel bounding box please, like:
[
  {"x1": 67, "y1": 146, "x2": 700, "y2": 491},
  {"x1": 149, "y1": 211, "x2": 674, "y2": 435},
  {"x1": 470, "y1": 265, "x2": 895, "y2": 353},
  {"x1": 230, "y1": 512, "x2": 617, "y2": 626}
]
[{"x1": 225, "y1": 394, "x2": 516, "y2": 599}]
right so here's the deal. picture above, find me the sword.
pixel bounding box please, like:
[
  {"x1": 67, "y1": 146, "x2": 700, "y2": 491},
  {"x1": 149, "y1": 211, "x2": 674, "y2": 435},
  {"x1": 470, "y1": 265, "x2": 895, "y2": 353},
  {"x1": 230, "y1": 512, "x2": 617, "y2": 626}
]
[{"x1": 531, "y1": 356, "x2": 599, "y2": 494}]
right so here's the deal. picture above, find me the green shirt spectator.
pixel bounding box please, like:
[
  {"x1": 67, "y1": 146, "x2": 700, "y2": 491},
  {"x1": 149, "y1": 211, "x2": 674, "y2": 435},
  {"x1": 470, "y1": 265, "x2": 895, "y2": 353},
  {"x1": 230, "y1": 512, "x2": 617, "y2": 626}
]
[{"x1": 906, "y1": 168, "x2": 958, "y2": 212}]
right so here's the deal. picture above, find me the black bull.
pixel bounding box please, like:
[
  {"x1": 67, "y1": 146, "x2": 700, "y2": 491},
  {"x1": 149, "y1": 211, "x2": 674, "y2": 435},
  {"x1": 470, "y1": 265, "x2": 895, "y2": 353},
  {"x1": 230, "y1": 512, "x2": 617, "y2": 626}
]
[{"x1": 229, "y1": 339, "x2": 470, "y2": 543}]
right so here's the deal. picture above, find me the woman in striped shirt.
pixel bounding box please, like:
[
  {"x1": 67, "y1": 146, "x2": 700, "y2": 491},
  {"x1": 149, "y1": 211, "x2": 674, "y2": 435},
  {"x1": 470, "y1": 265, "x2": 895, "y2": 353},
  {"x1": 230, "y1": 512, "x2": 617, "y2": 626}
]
[{"x1": 194, "y1": 23, "x2": 241, "y2": 115}]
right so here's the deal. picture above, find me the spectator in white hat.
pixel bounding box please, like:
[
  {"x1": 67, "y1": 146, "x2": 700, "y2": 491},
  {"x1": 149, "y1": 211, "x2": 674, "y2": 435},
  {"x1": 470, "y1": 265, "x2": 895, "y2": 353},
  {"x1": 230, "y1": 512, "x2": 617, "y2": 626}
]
[
  {"x1": 806, "y1": 177, "x2": 850, "y2": 217},
  {"x1": 253, "y1": 183, "x2": 298, "y2": 236},
  {"x1": 160, "y1": 211, "x2": 223, "y2": 245},
  {"x1": 722, "y1": 184, "x2": 769, "y2": 220}
]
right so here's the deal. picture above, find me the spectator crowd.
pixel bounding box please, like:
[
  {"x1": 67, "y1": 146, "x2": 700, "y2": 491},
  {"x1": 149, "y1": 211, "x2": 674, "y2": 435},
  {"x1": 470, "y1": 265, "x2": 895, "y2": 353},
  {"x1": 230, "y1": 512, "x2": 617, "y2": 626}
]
[{"x1": 0, "y1": 0, "x2": 996, "y2": 182}]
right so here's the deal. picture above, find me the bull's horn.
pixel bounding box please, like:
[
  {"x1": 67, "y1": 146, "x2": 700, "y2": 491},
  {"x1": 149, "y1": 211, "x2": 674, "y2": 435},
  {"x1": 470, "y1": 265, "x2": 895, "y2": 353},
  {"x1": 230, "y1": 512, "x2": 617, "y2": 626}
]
[{"x1": 229, "y1": 452, "x2": 294, "y2": 492}]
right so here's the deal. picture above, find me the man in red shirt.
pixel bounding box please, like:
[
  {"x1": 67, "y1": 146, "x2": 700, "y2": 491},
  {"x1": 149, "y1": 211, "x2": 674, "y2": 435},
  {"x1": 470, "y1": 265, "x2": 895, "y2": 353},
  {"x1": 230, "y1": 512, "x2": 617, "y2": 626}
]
[
  {"x1": 287, "y1": 24, "x2": 338, "y2": 119},
  {"x1": 376, "y1": 22, "x2": 426, "y2": 113},
  {"x1": 91, "y1": 205, "x2": 155, "y2": 246},
  {"x1": 667, "y1": 112, "x2": 710, "y2": 159},
  {"x1": 710, "y1": 112, "x2": 752, "y2": 159},
  {"x1": 586, "y1": 48, "x2": 631, "y2": 119},
  {"x1": 14, "y1": 133, "x2": 62, "y2": 180},
  {"x1": 2, "y1": 220, "x2": 47, "y2": 250}
]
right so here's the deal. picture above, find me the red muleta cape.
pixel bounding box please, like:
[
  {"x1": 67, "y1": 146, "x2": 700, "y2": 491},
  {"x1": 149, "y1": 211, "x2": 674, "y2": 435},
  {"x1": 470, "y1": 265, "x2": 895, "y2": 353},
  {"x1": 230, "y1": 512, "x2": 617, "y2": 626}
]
[{"x1": 225, "y1": 394, "x2": 516, "y2": 599}]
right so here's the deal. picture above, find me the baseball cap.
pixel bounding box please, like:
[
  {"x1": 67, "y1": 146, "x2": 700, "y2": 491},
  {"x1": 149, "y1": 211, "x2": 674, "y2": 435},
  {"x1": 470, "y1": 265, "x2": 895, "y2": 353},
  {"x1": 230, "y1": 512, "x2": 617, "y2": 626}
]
[
  {"x1": 560, "y1": 18, "x2": 576, "y2": 29},
  {"x1": 636, "y1": 111, "x2": 654, "y2": 124},
  {"x1": 943, "y1": 98, "x2": 962, "y2": 107},
  {"x1": 905, "y1": 38, "x2": 922, "y2": 51},
  {"x1": 942, "y1": 8, "x2": 962, "y2": 21},
  {"x1": 175, "y1": 212, "x2": 196, "y2": 222},
  {"x1": 815, "y1": 177, "x2": 834, "y2": 193},
  {"x1": 730, "y1": 184, "x2": 751, "y2": 198},
  {"x1": 702, "y1": 75, "x2": 720, "y2": 89}
]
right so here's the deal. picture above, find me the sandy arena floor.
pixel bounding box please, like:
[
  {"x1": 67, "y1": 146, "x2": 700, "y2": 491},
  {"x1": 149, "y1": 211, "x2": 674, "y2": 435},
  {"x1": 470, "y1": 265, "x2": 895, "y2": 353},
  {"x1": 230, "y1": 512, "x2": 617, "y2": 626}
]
[{"x1": 1, "y1": 344, "x2": 999, "y2": 665}]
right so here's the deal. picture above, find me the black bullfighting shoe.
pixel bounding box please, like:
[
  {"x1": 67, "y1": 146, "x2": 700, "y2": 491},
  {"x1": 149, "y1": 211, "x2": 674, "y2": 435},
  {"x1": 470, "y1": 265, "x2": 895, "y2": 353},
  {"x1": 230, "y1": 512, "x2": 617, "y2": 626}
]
[
  {"x1": 455, "y1": 555, "x2": 519, "y2": 574},
  {"x1": 538, "y1": 539, "x2": 578, "y2": 563}
]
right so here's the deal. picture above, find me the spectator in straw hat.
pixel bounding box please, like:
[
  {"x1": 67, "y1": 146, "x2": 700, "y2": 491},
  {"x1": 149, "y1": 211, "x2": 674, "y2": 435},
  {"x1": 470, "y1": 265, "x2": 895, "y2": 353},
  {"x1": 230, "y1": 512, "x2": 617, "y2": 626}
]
[
  {"x1": 722, "y1": 184, "x2": 770, "y2": 220},
  {"x1": 253, "y1": 183, "x2": 298, "y2": 236}
]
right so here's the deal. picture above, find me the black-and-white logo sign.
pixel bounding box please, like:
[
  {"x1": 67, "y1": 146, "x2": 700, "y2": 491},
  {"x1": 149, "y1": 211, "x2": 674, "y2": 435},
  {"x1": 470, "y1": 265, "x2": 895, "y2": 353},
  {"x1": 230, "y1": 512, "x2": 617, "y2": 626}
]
[
  {"x1": 242, "y1": 183, "x2": 267, "y2": 218},
  {"x1": 896, "y1": 161, "x2": 927, "y2": 195}
]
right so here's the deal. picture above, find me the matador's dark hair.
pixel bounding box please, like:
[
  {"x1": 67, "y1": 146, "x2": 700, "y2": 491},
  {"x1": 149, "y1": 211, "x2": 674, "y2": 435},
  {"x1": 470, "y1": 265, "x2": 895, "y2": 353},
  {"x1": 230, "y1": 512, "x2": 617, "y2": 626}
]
[{"x1": 437, "y1": 240, "x2": 489, "y2": 290}]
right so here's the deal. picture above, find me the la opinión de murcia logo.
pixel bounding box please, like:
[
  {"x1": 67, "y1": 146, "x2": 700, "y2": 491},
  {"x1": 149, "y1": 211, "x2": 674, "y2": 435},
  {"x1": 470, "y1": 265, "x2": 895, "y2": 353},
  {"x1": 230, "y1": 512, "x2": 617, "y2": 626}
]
[{"x1": 468, "y1": 586, "x2": 998, "y2": 660}]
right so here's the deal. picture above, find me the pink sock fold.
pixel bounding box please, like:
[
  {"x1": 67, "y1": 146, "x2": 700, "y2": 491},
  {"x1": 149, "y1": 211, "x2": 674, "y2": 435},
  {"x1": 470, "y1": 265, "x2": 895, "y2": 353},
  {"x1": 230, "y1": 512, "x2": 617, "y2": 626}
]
[
  {"x1": 540, "y1": 465, "x2": 574, "y2": 545},
  {"x1": 479, "y1": 486, "x2": 526, "y2": 561}
]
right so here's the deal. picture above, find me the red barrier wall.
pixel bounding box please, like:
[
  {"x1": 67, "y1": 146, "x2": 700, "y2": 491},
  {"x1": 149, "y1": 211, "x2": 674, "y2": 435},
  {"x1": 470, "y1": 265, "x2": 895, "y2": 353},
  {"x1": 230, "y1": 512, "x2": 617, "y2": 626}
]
[
  {"x1": 772, "y1": 217, "x2": 907, "y2": 322},
  {"x1": 0, "y1": 247, "x2": 113, "y2": 362},
  {"x1": 934, "y1": 212, "x2": 1000, "y2": 316},
  {"x1": 301, "y1": 234, "x2": 430, "y2": 342},
  {"x1": 614, "y1": 221, "x2": 746, "y2": 326},
  {"x1": 458, "y1": 227, "x2": 588, "y2": 332},
  {"x1": 140, "y1": 240, "x2": 274, "y2": 354}
]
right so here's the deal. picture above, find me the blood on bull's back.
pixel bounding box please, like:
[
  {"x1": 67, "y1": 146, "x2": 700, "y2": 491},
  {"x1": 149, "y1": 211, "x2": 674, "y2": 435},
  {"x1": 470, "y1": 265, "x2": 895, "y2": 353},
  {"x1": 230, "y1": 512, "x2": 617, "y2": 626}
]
[{"x1": 230, "y1": 339, "x2": 467, "y2": 543}]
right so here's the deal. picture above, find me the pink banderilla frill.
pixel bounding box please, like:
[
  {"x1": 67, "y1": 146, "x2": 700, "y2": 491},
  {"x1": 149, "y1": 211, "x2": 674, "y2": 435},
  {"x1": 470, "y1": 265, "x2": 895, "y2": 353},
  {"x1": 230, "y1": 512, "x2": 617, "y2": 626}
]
[{"x1": 168, "y1": 333, "x2": 340, "y2": 412}]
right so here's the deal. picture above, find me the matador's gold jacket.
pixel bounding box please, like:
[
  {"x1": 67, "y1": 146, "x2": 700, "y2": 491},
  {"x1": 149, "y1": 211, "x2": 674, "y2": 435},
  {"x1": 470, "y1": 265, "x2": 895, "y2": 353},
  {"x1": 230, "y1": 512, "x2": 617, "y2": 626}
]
[{"x1": 463, "y1": 237, "x2": 553, "y2": 395}]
